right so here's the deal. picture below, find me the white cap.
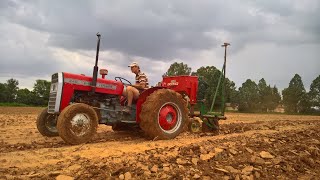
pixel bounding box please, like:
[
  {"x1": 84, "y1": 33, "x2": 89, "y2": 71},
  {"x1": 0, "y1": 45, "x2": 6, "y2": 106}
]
[{"x1": 128, "y1": 62, "x2": 139, "y2": 67}]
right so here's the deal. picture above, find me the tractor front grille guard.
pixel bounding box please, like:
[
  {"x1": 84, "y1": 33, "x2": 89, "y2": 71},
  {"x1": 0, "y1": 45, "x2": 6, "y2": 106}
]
[{"x1": 48, "y1": 73, "x2": 63, "y2": 114}]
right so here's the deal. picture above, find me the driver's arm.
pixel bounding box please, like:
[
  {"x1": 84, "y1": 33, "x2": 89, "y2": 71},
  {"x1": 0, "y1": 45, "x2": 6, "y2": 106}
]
[
  {"x1": 133, "y1": 82, "x2": 146, "y2": 89},
  {"x1": 132, "y1": 74, "x2": 147, "y2": 89},
  {"x1": 134, "y1": 73, "x2": 147, "y2": 89}
]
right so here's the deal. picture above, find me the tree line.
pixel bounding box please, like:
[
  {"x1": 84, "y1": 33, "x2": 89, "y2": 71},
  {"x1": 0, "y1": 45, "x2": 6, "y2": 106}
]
[
  {"x1": 165, "y1": 62, "x2": 320, "y2": 114},
  {"x1": 0, "y1": 79, "x2": 50, "y2": 106},
  {"x1": 1, "y1": 62, "x2": 319, "y2": 115}
]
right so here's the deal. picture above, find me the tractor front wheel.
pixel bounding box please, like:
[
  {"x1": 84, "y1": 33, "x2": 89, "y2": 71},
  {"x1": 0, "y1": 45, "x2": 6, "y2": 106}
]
[
  {"x1": 36, "y1": 108, "x2": 59, "y2": 137},
  {"x1": 140, "y1": 89, "x2": 188, "y2": 140},
  {"x1": 57, "y1": 103, "x2": 98, "y2": 145}
]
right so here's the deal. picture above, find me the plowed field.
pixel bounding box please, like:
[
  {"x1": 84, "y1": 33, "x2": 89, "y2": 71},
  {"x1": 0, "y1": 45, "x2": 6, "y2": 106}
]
[{"x1": 1, "y1": 107, "x2": 320, "y2": 180}]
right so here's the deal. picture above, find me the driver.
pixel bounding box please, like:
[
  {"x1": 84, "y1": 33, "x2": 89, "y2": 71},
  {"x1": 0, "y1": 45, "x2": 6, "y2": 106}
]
[{"x1": 122, "y1": 62, "x2": 149, "y2": 113}]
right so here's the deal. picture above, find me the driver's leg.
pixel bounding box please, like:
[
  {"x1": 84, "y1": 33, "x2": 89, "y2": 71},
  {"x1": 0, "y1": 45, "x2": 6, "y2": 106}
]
[
  {"x1": 122, "y1": 86, "x2": 127, "y2": 96},
  {"x1": 127, "y1": 86, "x2": 140, "y2": 107}
]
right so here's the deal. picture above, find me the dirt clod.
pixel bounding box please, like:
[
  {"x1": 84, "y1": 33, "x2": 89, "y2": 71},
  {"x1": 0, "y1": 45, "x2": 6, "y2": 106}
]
[
  {"x1": 150, "y1": 165, "x2": 158, "y2": 173},
  {"x1": 193, "y1": 174, "x2": 201, "y2": 179},
  {"x1": 124, "y1": 172, "x2": 132, "y2": 180},
  {"x1": 56, "y1": 175, "x2": 74, "y2": 180},
  {"x1": 245, "y1": 147, "x2": 254, "y2": 154},
  {"x1": 192, "y1": 158, "x2": 199, "y2": 165},
  {"x1": 242, "y1": 166, "x2": 254, "y2": 175},
  {"x1": 224, "y1": 166, "x2": 240, "y2": 174},
  {"x1": 260, "y1": 151, "x2": 275, "y2": 159}
]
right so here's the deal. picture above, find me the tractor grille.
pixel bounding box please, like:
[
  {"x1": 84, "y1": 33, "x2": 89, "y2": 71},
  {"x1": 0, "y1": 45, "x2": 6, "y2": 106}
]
[
  {"x1": 47, "y1": 73, "x2": 60, "y2": 113},
  {"x1": 48, "y1": 92, "x2": 57, "y2": 113}
]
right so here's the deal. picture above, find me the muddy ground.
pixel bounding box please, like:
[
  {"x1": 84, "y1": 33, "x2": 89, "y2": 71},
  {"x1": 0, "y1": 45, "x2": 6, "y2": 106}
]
[{"x1": 0, "y1": 107, "x2": 320, "y2": 180}]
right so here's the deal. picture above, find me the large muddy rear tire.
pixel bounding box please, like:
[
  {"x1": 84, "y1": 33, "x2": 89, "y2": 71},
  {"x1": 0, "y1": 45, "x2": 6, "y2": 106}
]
[
  {"x1": 57, "y1": 103, "x2": 98, "y2": 145},
  {"x1": 140, "y1": 89, "x2": 188, "y2": 140},
  {"x1": 36, "y1": 108, "x2": 59, "y2": 137}
]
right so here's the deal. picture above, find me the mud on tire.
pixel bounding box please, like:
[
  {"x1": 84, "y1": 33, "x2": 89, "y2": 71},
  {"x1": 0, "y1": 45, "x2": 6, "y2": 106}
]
[
  {"x1": 36, "y1": 108, "x2": 59, "y2": 137},
  {"x1": 139, "y1": 89, "x2": 188, "y2": 140},
  {"x1": 57, "y1": 103, "x2": 98, "y2": 145}
]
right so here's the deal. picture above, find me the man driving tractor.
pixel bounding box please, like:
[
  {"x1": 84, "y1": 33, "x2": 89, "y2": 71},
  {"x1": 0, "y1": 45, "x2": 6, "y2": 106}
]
[{"x1": 122, "y1": 62, "x2": 149, "y2": 113}]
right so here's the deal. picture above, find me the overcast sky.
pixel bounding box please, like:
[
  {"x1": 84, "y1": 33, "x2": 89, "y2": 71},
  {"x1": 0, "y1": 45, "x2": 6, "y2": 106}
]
[{"x1": 0, "y1": 0, "x2": 319, "y2": 92}]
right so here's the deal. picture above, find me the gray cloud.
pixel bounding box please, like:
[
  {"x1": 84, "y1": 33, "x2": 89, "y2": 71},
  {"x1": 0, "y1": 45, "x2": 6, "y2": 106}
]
[
  {"x1": 6, "y1": 0, "x2": 315, "y2": 58},
  {"x1": 0, "y1": 0, "x2": 319, "y2": 91},
  {"x1": 4, "y1": 1, "x2": 320, "y2": 56}
]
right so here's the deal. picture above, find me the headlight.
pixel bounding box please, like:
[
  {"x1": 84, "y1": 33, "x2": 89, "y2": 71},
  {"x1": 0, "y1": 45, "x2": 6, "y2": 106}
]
[{"x1": 50, "y1": 83, "x2": 58, "y2": 93}]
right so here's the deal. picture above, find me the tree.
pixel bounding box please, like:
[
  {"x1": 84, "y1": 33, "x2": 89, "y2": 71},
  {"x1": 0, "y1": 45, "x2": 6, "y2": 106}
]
[
  {"x1": 298, "y1": 93, "x2": 312, "y2": 113},
  {"x1": 164, "y1": 62, "x2": 191, "y2": 76},
  {"x1": 193, "y1": 66, "x2": 221, "y2": 107},
  {"x1": 0, "y1": 83, "x2": 6, "y2": 102},
  {"x1": 258, "y1": 78, "x2": 269, "y2": 112},
  {"x1": 193, "y1": 66, "x2": 237, "y2": 111},
  {"x1": 238, "y1": 79, "x2": 259, "y2": 112},
  {"x1": 282, "y1": 74, "x2": 307, "y2": 113},
  {"x1": 309, "y1": 75, "x2": 320, "y2": 108},
  {"x1": 257, "y1": 79, "x2": 281, "y2": 112},
  {"x1": 32, "y1": 80, "x2": 51, "y2": 106},
  {"x1": 270, "y1": 86, "x2": 281, "y2": 111},
  {"x1": 16, "y1": 88, "x2": 34, "y2": 105},
  {"x1": 225, "y1": 80, "x2": 238, "y2": 104},
  {"x1": 5, "y1": 78, "x2": 19, "y2": 102}
]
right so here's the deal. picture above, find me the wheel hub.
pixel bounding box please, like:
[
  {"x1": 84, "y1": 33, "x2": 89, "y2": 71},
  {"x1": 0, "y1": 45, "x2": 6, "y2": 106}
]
[
  {"x1": 166, "y1": 113, "x2": 173, "y2": 123},
  {"x1": 70, "y1": 113, "x2": 91, "y2": 136},
  {"x1": 158, "y1": 102, "x2": 182, "y2": 134},
  {"x1": 45, "y1": 115, "x2": 57, "y2": 132}
]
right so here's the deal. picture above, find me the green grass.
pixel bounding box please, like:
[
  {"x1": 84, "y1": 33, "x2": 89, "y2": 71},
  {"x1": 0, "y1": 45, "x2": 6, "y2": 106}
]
[
  {"x1": 0, "y1": 103, "x2": 47, "y2": 107},
  {"x1": 0, "y1": 102, "x2": 30, "y2": 107}
]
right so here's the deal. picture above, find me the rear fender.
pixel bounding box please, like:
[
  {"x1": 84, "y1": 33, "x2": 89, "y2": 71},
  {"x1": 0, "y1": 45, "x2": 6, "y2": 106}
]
[{"x1": 136, "y1": 87, "x2": 165, "y2": 123}]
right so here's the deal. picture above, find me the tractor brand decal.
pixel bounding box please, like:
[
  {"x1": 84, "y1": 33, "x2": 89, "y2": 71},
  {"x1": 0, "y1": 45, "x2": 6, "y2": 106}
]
[
  {"x1": 96, "y1": 83, "x2": 117, "y2": 90},
  {"x1": 64, "y1": 78, "x2": 117, "y2": 90},
  {"x1": 167, "y1": 80, "x2": 179, "y2": 86},
  {"x1": 64, "y1": 78, "x2": 91, "y2": 86}
]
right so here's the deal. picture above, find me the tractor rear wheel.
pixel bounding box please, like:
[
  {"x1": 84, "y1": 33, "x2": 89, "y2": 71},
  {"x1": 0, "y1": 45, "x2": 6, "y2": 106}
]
[
  {"x1": 57, "y1": 103, "x2": 98, "y2": 145},
  {"x1": 36, "y1": 108, "x2": 59, "y2": 137},
  {"x1": 140, "y1": 89, "x2": 188, "y2": 140}
]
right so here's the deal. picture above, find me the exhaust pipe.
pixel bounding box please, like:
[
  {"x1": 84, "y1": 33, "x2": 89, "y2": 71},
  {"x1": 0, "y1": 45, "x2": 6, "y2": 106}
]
[{"x1": 91, "y1": 33, "x2": 101, "y2": 93}]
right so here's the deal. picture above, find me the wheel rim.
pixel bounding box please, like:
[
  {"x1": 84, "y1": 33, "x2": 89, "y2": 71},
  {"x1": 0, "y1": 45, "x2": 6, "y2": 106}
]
[
  {"x1": 45, "y1": 115, "x2": 57, "y2": 132},
  {"x1": 70, "y1": 113, "x2": 91, "y2": 137},
  {"x1": 158, "y1": 102, "x2": 182, "y2": 134}
]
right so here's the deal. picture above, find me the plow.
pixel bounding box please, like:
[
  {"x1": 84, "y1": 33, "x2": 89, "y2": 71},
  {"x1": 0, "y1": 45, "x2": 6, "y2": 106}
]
[
  {"x1": 36, "y1": 33, "x2": 230, "y2": 145},
  {"x1": 189, "y1": 42, "x2": 230, "y2": 133}
]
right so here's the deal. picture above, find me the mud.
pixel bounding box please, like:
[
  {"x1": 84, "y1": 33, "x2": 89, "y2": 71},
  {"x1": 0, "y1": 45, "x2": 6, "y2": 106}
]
[{"x1": 0, "y1": 107, "x2": 320, "y2": 179}]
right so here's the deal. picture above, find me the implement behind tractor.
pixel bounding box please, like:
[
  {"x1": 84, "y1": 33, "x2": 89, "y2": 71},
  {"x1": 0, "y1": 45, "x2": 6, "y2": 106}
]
[
  {"x1": 36, "y1": 33, "x2": 230, "y2": 145},
  {"x1": 189, "y1": 43, "x2": 230, "y2": 133}
]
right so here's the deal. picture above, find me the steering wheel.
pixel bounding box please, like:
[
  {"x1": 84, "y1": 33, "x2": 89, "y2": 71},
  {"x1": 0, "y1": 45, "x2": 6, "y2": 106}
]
[{"x1": 115, "y1": 77, "x2": 132, "y2": 85}]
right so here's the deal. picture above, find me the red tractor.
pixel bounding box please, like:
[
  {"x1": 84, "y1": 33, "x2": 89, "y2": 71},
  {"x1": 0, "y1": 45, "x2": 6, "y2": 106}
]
[{"x1": 36, "y1": 33, "x2": 202, "y2": 145}]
